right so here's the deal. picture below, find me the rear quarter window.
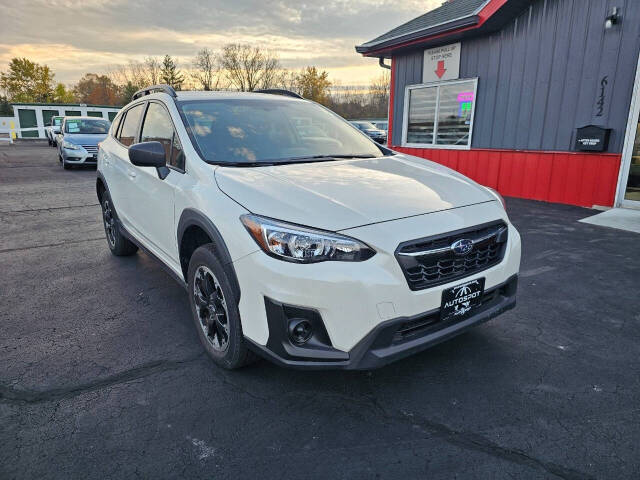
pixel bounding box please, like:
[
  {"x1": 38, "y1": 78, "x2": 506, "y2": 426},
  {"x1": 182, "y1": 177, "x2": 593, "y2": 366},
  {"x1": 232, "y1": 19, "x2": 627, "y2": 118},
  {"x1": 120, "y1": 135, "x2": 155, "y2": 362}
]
[{"x1": 111, "y1": 114, "x2": 122, "y2": 138}]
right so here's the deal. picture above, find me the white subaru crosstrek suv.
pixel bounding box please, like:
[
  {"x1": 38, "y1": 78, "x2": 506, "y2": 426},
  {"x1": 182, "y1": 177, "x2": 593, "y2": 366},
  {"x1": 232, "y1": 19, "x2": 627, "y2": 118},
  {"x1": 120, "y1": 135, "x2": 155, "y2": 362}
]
[{"x1": 96, "y1": 85, "x2": 521, "y2": 370}]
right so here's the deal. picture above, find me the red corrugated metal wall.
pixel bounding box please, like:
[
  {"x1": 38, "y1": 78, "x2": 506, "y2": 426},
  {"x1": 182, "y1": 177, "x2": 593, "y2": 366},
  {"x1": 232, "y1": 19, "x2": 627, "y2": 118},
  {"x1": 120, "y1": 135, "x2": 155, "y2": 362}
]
[{"x1": 392, "y1": 147, "x2": 621, "y2": 208}]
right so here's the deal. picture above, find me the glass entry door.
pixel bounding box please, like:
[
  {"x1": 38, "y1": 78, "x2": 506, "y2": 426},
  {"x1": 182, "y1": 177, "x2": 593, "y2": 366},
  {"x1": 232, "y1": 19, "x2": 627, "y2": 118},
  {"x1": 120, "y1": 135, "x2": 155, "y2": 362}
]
[{"x1": 622, "y1": 120, "x2": 640, "y2": 204}]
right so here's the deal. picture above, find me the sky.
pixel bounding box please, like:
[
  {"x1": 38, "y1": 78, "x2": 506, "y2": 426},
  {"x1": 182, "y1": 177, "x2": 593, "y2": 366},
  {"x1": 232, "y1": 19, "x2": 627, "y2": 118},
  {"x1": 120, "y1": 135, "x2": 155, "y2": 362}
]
[{"x1": 0, "y1": 0, "x2": 441, "y2": 87}]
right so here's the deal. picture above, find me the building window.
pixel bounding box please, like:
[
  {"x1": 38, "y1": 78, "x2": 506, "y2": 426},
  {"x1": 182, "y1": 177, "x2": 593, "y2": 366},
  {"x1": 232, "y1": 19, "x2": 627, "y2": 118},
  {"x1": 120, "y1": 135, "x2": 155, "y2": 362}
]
[{"x1": 403, "y1": 78, "x2": 477, "y2": 149}]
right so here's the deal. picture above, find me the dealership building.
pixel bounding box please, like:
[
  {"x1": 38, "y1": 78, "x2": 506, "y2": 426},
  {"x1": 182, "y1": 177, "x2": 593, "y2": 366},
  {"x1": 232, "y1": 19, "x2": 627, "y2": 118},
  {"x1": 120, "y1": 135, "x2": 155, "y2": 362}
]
[
  {"x1": 2, "y1": 103, "x2": 120, "y2": 139},
  {"x1": 357, "y1": 0, "x2": 640, "y2": 210}
]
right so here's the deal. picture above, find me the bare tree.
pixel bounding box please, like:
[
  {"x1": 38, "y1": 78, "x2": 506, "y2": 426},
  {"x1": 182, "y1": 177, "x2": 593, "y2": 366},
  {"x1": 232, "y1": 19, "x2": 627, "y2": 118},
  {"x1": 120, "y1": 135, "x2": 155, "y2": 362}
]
[
  {"x1": 145, "y1": 57, "x2": 161, "y2": 85},
  {"x1": 108, "y1": 57, "x2": 161, "y2": 89},
  {"x1": 219, "y1": 44, "x2": 284, "y2": 91},
  {"x1": 278, "y1": 70, "x2": 300, "y2": 94},
  {"x1": 326, "y1": 85, "x2": 369, "y2": 119},
  {"x1": 368, "y1": 70, "x2": 390, "y2": 118},
  {"x1": 192, "y1": 48, "x2": 224, "y2": 91}
]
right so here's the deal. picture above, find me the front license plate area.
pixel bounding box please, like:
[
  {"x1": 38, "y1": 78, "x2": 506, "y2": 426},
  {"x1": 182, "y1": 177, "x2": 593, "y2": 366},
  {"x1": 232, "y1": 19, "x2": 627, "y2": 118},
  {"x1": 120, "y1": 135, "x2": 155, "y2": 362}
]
[{"x1": 440, "y1": 278, "x2": 485, "y2": 321}]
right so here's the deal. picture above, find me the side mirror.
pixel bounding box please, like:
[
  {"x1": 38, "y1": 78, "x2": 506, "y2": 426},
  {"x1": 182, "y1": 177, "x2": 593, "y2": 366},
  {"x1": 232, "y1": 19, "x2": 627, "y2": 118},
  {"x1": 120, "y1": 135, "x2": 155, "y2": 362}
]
[{"x1": 129, "y1": 141, "x2": 170, "y2": 179}]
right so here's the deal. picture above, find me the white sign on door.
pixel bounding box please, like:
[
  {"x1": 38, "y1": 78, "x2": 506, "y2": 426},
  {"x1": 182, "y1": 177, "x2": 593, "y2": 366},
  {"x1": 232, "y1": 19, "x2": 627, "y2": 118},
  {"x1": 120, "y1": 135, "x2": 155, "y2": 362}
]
[{"x1": 423, "y1": 42, "x2": 461, "y2": 83}]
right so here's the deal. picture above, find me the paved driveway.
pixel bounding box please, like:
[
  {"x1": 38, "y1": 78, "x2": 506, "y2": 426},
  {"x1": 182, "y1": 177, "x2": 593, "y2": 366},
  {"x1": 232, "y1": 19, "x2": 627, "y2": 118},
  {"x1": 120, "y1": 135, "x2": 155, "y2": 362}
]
[{"x1": 1, "y1": 144, "x2": 638, "y2": 479}]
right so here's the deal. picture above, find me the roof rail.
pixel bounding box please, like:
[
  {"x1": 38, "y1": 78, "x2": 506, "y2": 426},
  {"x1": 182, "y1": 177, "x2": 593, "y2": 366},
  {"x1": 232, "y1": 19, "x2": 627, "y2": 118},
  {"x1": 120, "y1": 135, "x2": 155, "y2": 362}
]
[
  {"x1": 132, "y1": 84, "x2": 178, "y2": 101},
  {"x1": 254, "y1": 89, "x2": 303, "y2": 99}
]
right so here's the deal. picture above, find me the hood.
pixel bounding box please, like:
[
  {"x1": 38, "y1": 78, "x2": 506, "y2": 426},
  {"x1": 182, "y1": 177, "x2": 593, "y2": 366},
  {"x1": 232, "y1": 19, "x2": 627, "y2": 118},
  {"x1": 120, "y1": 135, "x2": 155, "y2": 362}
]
[
  {"x1": 215, "y1": 154, "x2": 495, "y2": 231},
  {"x1": 63, "y1": 133, "x2": 107, "y2": 145}
]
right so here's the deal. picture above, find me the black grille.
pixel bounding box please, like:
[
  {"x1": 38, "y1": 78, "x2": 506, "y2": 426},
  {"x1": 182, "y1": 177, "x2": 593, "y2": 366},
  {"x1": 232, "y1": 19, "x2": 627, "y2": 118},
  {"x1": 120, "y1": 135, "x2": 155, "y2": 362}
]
[
  {"x1": 395, "y1": 221, "x2": 508, "y2": 291},
  {"x1": 81, "y1": 144, "x2": 98, "y2": 154}
]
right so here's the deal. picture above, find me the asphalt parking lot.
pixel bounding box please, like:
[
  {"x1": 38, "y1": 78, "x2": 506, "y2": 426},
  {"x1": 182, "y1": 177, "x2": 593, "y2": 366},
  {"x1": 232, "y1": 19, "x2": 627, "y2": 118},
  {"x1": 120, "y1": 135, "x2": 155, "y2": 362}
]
[{"x1": 1, "y1": 143, "x2": 639, "y2": 479}]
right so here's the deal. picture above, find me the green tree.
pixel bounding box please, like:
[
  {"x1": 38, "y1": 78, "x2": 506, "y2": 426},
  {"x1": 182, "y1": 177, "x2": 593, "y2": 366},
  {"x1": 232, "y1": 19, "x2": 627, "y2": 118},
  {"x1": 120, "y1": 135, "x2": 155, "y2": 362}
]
[
  {"x1": 0, "y1": 57, "x2": 55, "y2": 102},
  {"x1": 159, "y1": 55, "x2": 184, "y2": 90},
  {"x1": 52, "y1": 83, "x2": 76, "y2": 103},
  {"x1": 119, "y1": 81, "x2": 140, "y2": 105},
  {"x1": 0, "y1": 96, "x2": 12, "y2": 115},
  {"x1": 295, "y1": 67, "x2": 331, "y2": 105}
]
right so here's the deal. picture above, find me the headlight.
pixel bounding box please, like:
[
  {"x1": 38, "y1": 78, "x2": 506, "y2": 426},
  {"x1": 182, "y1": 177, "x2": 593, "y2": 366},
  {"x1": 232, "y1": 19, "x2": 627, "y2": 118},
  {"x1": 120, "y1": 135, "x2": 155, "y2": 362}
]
[
  {"x1": 486, "y1": 187, "x2": 506, "y2": 210},
  {"x1": 240, "y1": 214, "x2": 376, "y2": 263},
  {"x1": 63, "y1": 140, "x2": 80, "y2": 150}
]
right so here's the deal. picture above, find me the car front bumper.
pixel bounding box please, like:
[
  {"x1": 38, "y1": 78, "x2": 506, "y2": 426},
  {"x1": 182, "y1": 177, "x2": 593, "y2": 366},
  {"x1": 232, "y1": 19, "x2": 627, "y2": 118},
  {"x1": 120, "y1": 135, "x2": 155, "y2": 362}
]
[
  {"x1": 246, "y1": 274, "x2": 517, "y2": 370},
  {"x1": 233, "y1": 202, "x2": 521, "y2": 369},
  {"x1": 61, "y1": 149, "x2": 97, "y2": 164}
]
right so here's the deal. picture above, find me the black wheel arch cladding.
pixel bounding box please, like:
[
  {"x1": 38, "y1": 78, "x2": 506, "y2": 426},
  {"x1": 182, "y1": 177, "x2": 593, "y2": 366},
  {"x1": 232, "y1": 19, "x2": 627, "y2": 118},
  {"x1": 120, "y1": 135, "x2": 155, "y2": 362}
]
[{"x1": 178, "y1": 208, "x2": 241, "y2": 303}]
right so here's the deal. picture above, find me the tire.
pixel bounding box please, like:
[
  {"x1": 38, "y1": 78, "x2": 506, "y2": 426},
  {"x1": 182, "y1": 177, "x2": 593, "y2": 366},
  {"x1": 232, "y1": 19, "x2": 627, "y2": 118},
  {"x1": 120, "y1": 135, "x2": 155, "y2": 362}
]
[
  {"x1": 100, "y1": 192, "x2": 138, "y2": 256},
  {"x1": 188, "y1": 245, "x2": 256, "y2": 369},
  {"x1": 48, "y1": 138, "x2": 52, "y2": 146},
  {"x1": 58, "y1": 153, "x2": 62, "y2": 163},
  {"x1": 62, "y1": 157, "x2": 71, "y2": 169}
]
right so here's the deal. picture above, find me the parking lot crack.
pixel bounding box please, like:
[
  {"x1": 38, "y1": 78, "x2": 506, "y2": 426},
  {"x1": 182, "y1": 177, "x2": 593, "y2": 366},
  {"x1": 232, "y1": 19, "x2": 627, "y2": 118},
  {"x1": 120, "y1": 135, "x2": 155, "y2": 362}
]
[
  {"x1": 0, "y1": 353, "x2": 205, "y2": 405},
  {"x1": 0, "y1": 203, "x2": 100, "y2": 214},
  {"x1": 0, "y1": 237, "x2": 105, "y2": 254},
  {"x1": 386, "y1": 407, "x2": 595, "y2": 480},
  {"x1": 260, "y1": 390, "x2": 592, "y2": 479}
]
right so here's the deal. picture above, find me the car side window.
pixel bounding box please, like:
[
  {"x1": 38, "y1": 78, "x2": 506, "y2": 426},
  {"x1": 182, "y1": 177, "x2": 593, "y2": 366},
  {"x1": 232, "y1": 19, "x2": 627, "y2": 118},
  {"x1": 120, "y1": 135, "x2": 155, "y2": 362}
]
[
  {"x1": 118, "y1": 103, "x2": 144, "y2": 147},
  {"x1": 140, "y1": 102, "x2": 185, "y2": 171}
]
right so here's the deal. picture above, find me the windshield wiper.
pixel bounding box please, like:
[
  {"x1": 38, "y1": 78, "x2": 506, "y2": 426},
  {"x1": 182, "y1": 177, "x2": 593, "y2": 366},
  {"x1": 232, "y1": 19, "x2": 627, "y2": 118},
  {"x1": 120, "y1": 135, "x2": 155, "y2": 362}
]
[
  {"x1": 214, "y1": 161, "x2": 280, "y2": 167},
  {"x1": 275, "y1": 154, "x2": 377, "y2": 162},
  {"x1": 213, "y1": 154, "x2": 379, "y2": 167}
]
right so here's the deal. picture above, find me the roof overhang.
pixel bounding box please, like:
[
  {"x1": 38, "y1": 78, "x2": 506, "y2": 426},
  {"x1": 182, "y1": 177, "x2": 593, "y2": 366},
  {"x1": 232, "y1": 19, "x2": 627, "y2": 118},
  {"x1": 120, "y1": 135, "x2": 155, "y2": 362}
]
[
  {"x1": 356, "y1": 15, "x2": 480, "y2": 56},
  {"x1": 356, "y1": 0, "x2": 523, "y2": 58}
]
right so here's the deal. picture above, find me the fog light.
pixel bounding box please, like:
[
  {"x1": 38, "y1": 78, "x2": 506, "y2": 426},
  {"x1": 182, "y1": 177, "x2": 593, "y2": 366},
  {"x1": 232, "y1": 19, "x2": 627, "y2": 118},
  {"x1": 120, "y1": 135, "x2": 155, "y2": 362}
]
[{"x1": 288, "y1": 318, "x2": 313, "y2": 345}]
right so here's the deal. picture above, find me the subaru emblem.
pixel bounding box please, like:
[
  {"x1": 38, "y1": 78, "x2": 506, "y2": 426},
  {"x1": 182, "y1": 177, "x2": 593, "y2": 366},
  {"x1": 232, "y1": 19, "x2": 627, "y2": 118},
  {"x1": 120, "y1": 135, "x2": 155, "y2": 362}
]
[{"x1": 451, "y1": 238, "x2": 473, "y2": 256}]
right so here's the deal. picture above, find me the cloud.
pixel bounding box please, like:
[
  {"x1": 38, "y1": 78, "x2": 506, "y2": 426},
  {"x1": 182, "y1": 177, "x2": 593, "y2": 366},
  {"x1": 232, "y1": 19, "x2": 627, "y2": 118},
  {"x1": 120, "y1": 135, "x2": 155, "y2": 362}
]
[{"x1": 0, "y1": 0, "x2": 442, "y2": 84}]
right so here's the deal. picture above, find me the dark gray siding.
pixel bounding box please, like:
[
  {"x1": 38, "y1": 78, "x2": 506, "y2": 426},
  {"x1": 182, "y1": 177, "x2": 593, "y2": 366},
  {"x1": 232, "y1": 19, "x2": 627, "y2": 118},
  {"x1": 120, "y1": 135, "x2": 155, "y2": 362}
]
[{"x1": 391, "y1": 0, "x2": 640, "y2": 152}]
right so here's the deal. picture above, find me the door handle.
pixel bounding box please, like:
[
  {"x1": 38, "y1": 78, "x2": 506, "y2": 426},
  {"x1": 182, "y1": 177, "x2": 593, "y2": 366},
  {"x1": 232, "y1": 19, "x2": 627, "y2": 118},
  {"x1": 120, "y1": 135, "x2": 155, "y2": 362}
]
[{"x1": 128, "y1": 170, "x2": 137, "y2": 178}]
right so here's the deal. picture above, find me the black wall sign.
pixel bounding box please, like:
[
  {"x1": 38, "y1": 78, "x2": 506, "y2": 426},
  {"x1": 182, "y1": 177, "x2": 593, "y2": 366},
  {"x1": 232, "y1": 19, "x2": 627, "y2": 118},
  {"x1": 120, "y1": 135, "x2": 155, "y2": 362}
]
[{"x1": 575, "y1": 125, "x2": 611, "y2": 152}]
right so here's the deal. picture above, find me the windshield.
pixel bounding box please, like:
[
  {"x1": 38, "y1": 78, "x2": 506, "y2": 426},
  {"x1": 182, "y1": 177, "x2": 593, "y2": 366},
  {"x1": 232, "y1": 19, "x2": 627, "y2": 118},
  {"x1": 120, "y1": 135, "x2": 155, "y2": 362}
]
[
  {"x1": 178, "y1": 99, "x2": 384, "y2": 164},
  {"x1": 64, "y1": 118, "x2": 110, "y2": 134},
  {"x1": 53, "y1": 117, "x2": 63, "y2": 126}
]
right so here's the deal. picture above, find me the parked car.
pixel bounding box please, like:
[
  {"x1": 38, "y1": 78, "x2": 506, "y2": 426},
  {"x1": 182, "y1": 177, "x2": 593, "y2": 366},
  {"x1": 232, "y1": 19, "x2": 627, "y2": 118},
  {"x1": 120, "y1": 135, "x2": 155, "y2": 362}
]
[
  {"x1": 373, "y1": 121, "x2": 388, "y2": 134},
  {"x1": 97, "y1": 85, "x2": 521, "y2": 370},
  {"x1": 350, "y1": 121, "x2": 387, "y2": 143},
  {"x1": 46, "y1": 116, "x2": 64, "y2": 146},
  {"x1": 57, "y1": 117, "x2": 110, "y2": 169}
]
